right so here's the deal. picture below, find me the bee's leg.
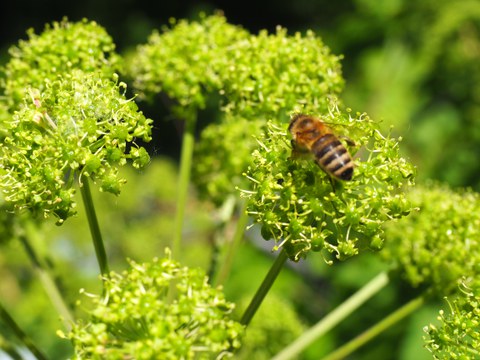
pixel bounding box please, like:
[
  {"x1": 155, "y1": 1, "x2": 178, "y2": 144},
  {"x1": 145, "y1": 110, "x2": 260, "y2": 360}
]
[
  {"x1": 326, "y1": 177, "x2": 342, "y2": 214},
  {"x1": 328, "y1": 176, "x2": 345, "y2": 194},
  {"x1": 328, "y1": 176, "x2": 337, "y2": 193},
  {"x1": 339, "y1": 135, "x2": 355, "y2": 147}
]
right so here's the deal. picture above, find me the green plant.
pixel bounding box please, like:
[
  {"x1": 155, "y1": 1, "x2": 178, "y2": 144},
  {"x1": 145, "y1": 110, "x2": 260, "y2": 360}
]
[{"x1": 0, "y1": 18, "x2": 151, "y2": 225}]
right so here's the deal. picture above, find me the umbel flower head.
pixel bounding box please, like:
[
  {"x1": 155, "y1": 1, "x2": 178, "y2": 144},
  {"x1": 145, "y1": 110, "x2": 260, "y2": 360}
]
[
  {"x1": 64, "y1": 254, "x2": 244, "y2": 359},
  {"x1": 0, "y1": 70, "x2": 152, "y2": 223},
  {"x1": 242, "y1": 103, "x2": 415, "y2": 262}
]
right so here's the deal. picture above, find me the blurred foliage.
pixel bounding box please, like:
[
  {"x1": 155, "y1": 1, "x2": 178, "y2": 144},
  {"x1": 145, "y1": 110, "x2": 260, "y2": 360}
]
[
  {"x1": 192, "y1": 115, "x2": 263, "y2": 205},
  {"x1": 326, "y1": 0, "x2": 480, "y2": 189},
  {"x1": 44, "y1": 158, "x2": 215, "y2": 271},
  {"x1": 383, "y1": 182, "x2": 480, "y2": 357}
]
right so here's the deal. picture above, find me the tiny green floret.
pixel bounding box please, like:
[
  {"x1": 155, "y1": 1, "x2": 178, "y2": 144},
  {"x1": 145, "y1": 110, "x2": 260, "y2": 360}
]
[
  {"x1": 242, "y1": 105, "x2": 415, "y2": 262},
  {"x1": 65, "y1": 254, "x2": 244, "y2": 359}
]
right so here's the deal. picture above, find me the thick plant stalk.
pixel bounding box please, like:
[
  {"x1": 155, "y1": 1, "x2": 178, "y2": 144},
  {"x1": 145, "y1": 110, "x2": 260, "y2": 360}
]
[
  {"x1": 321, "y1": 295, "x2": 426, "y2": 360},
  {"x1": 240, "y1": 249, "x2": 288, "y2": 326},
  {"x1": 80, "y1": 178, "x2": 109, "y2": 277},
  {"x1": 172, "y1": 116, "x2": 197, "y2": 256},
  {"x1": 273, "y1": 271, "x2": 389, "y2": 360}
]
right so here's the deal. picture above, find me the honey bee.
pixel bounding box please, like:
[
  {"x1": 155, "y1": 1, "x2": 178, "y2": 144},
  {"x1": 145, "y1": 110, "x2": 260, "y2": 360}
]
[{"x1": 288, "y1": 114, "x2": 354, "y2": 181}]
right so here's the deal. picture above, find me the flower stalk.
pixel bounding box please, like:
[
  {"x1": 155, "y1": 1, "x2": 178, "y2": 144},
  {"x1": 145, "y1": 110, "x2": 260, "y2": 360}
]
[
  {"x1": 214, "y1": 201, "x2": 249, "y2": 286},
  {"x1": 172, "y1": 115, "x2": 197, "y2": 256},
  {"x1": 80, "y1": 178, "x2": 109, "y2": 278},
  {"x1": 240, "y1": 249, "x2": 288, "y2": 326}
]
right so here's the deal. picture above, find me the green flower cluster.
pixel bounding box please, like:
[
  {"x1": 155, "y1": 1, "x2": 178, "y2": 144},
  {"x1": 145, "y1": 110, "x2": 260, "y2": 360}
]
[
  {"x1": 242, "y1": 105, "x2": 415, "y2": 262},
  {"x1": 383, "y1": 183, "x2": 480, "y2": 296},
  {"x1": 65, "y1": 255, "x2": 244, "y2": 359},
  {"x1": 0, "y1": 20, "x2": 152, "y2": 224},
  {"x1": 126, "y1": 13, "x2": 344, "y2": 203},
  {"x1": 425, "y1": 280, "x2": 480, "y2": 359},
  {"x1": 2, "y1": 18, "x2": 121, "y2": 110}
]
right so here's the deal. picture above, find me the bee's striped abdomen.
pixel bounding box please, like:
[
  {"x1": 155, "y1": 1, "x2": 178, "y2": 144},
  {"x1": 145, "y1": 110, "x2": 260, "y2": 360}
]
[{"x1": 312, "y1": 134, "x2": 354, "y2": 181}]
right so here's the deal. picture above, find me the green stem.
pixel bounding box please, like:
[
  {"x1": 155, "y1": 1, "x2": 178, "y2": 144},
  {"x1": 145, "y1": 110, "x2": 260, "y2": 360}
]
[
  {"x1": 207, "y1": 232, "x2": 221, "y2": 284},
  {"x1": 172, "y1": 115, "x2": 197, "y2": 257},
  {"x1": 207, "y1": 196, "x2": 236, "y2": 284},
  {"x1": 0, "y1": 301, "x2": 49, "y2": 360},
  {"x1": 80, "y1": 178, "x2": 109, "y2": 277},
  {"x1": 273, "y1": 271, "x2": 390, "y2": 360},
  {"x1": 321, "y1": 295, "x2": 426, "y2": 360},
  {"x1": 214, "y1": 201, "x2": 249, "y2": 287},
  {"x1": 17, "y1": 232, "x2": 74, "y2": 330},
  {"x1": 240, "y1": 249, "x2": 288, "y2": 326}
]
